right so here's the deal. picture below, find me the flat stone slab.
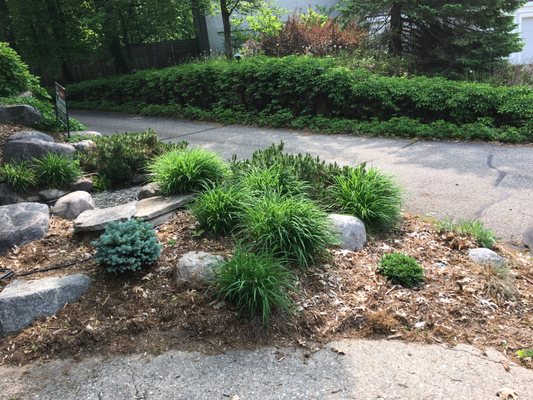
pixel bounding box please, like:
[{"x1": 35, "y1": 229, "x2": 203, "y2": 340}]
[
  {"x1": 135, "y1": 195, "x2": 194, "y2": 221},
  {"x1": 329, "y1": 214, "x2": 367, "y2": 251},
  {"x1": 74, "y1": 202, "x2": 137, "y2": 232},
  {"x1": 0, "y1": 202, "x2": 50, "y2": 254},
  {"x1": 0, "y1": 274, "x2": 91, "y2": 336},
  {"x1": 468, "y1": 248, "x2": 506, "y2": 267}
]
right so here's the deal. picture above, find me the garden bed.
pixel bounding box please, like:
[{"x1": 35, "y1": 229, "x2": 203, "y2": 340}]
[{"x1": 1, "y1": 212, "x2": 531, "y2": 368}]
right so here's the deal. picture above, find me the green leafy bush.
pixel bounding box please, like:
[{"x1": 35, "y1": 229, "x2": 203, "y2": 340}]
[
  {"x1": 213, "y1": 248, "x2": 296, "y2": 325},
  {"x1": 238, "y1": 192, "x2": 338, "y2": 268},
  {"x1": 148, "y1": 147, "x2": 229, "y2": 194},
  {"x1": 191, "y1": 185, "x2": 245, "y2": 235},
  {"x1": 437, "y1": 218, "x2": 497, "y2": 249},
  {"x1": 33, "y1": 153, "x2": 81, "y2": 188},
  {"x1": 378, "y1": 253, "x2": 424, "y2": 288},
  {"x1": 330, "y1": 166, "x2": 402, "y2": 232},
  {"x1": 0, "y1": 161, "x2": 37, "y2": 192},
  {"x1": 79, "y1": 130, "x2": 183, "y2": 188},
  {"x1": 0, "y1": 42, "x2": 43, "y2": 98},
  {"x1": 236, "y1": 165, "x2": 307, "y2": 196},
  {"x1": 92, "y1": 219, "x2": 162, "y2": 274},
  {"x1": 68, "y1": 56, "x2": 533, "y2": 142}
]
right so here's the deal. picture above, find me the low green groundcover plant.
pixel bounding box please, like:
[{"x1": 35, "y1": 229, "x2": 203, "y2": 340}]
[
  {"x1": 516, "y1": 349, "x2": 533, "y2": 361},
  {"x1": 0, "y1": 161, "x2": 37, "y2": 192},
  {"x1": 191, "y1": 185, "x2": 245, "y2": 235},
  {"x1": 238, "y1": 192, "x2": 338, "y2": 268},
  {"x1": 33, "y1": 153, "x2": 81, "y2": 188},
  {"x1": 330, "y1": 166, "x2": 402, "y2": 232},
  {"x1": 378, "y1": 253, "x2": 424, "y2": 288},
  {"x1": 437, "y1": 218, "x2": 497, "y2": 249},
  {"x1": 213, "y1": 248, "x2": 296, "y2": 325},
  {"x1": 148, "y1": 147, "x2": 229, "y2": 194},
  {"x1": 92, "y1": 219, "x2": 162, "y2": 273}
]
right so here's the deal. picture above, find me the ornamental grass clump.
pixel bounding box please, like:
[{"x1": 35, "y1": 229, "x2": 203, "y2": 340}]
[
  {"x1": 148, "y1": 147, "x2": 230, "y2": 194},
  {"x1": 213, "y1": 248, "x2": 296, "y2": 325},
  {"x1": 92, "y1": 219, "x2": 162, "y2": 273},
  {"x1": 437, "y1": 218, "x2": 497, "y2": 249},
  {"x1": 378, "y1": 253, "x2": 424, "y2": 288},
  {"x1": 330, "y1": 166, "x2": 402, "y2": 232},
  {"x1": 33, "y1": 153, "x2": 81, "y2": 188},
  {"x1": 236, "y1": 165, "x2": 307, "y2": 196},
  {"x1": 0, "y1": 161, "x2": 37, "y2": 192},
  {"x1": 191, "y1": 185, "x2": 245, "y2": 235},
  {"x1": 238, "y1": 192, "x2": 338, "y2": 268}
]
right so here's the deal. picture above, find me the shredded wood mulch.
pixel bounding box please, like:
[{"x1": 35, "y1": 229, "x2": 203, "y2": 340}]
[{"x1": 0, "y1": 212, "x2": 531, "y2": 369}]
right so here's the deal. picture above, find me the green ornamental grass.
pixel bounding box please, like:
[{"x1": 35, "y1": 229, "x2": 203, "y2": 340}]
[
  {"x1": 378, "y1": 253, "x2": 424, "y2": 288},
  {"x1": 0, "y1": 161, "x2": 37, "y2": 192},
  {"x1": 330, "y1": 166, "x2": 402, "y2": 232},
  {"x1": 33, "y1": 153, "x2": 81, "y2": 188},
  {"x1": 148, "y1": 147, "x2": 229, "y2": 194},
  {"x1": 437, "y1": 218, "x2": 497, "y2": 249},
  {"x1": 238, "y1": 192, "x2": 338, "y2": 268},
  {"x1": 213, "y1": 248, "x2": 296, "y2": 325},
  {"x1": 236, "y1": 165, "x2": 307, "y2": 196}
]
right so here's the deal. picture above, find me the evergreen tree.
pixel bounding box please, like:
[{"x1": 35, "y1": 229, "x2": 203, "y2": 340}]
[{"x1": 337, "y1": 0, "x2": 526, "y2": 75}]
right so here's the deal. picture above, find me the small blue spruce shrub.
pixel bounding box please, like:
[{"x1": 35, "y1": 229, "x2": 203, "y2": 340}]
[{"x1": 92, "y1": 219, "x2": 162, "y2": 273}]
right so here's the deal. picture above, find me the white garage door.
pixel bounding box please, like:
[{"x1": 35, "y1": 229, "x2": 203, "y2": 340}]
[{"x1": 521, "y1": 17, "x2": 533, "y2": 64}]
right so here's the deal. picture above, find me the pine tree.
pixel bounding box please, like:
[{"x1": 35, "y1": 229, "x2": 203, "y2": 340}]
[{"x1": 337, "y1": 0, "x2": 526, "y2": 75}]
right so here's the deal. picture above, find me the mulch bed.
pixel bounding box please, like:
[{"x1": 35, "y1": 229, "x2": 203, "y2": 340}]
[{"x1": 0, "y1": 212, "x2": 531, "y2": 369}]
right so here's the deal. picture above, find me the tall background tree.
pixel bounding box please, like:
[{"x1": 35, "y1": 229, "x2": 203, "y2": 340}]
[{"x1": 337, "y1": 0, "x2": 526, "y2": 75}]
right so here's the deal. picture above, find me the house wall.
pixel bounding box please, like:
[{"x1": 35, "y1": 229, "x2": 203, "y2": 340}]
[
  {"x1": 205, "y1": 0, "x2": 338, "y2": 52},
  {"x1": 510, "y1": 1, "x2": 533, "y2": 64}
]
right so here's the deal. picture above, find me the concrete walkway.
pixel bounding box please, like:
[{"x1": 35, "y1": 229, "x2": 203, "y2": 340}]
[
  {"x1": 72, "y1": 110, "x2": 533, "y2": 246},
  {"x1": 1, "y1": 340, "x2": 532, "y2": 399}
]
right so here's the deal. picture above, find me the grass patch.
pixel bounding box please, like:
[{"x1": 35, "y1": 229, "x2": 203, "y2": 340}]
[
  {"x1": 437, "y1": 218, "x2": 497, "y2": 249},
  {"x1": 33, "y1": 153, "x2": 81, "y2": 188},
  {"x1": 0, "y1": 161, "x2": 37, "y2": 192}
]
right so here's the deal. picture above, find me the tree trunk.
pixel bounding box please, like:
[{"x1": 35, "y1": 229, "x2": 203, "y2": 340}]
[
  {"x1": 220, "y1": 0, "x2": 233, "y2": 59},
  {"x1": 389, "y1": 2, "x2": 403, "y2": 56}
]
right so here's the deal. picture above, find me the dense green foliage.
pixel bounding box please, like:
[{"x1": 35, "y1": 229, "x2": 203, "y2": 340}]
[
  {"x1": 330, "y1": 166, "x2": 402, "y2": 232},
  {"x1": 92, "y1": 219, "x2": 162, "y2": 273},
  {"x1": 238, "y1": 192, "x2": 338, "y2": 268},
  {"x1": 0, "y1": 161, "x2": 37, "y2": 192},
  {"x1": 236, "y1": 165, "x2": 307, "y2": 197},
  {"x1": 437, "y1": 218, "x2": 497, "y2": 249},
  {"x1": 148, "y1": 147, "x2": 229, "y2": 194},
  {"x1": 191, "y1": 185, "x2": 245, "y2": 235},
  {"x1": 79, "y1": 130, "x2": 183, "y2": 189},
  {"x1": 33, "y1": 153, "x2": 81, "y2": 188},
  {"x1": 213, "y1": 248, "x2": 296, "y2": 325},
  {"x1": 0, "y1": 42, "x2": 43, "y2": 97},
  {"x1": 337, "y1": 0, "x2": 526, "y2": 76},
  {"x1": 378, "y1": 253, "x2": 424, "y2": 288},
  {"x1": 69, "y1": 57, "x2": 533, "y2": 143}
]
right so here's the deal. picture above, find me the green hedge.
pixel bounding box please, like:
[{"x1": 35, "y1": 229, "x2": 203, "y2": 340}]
[{"x1": 68, "y1": 56, "x2": 533, "y2": 142}]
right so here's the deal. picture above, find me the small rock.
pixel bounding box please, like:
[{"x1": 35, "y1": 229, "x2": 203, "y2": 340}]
[
  {"x1": 71, "y1": 140, "x2": 95, "y2": 153},
  {"x1": 0, "y1": 274, "x2": 91, "y2": 336},
  {"x1": 53, "y1": 191, "x2": 95, "y2": 220},
  {"x1": 0, "y1": 202, "x2": 49, "y2": 254},
  {"x1": 74, "y1": 201, "x2": 137, "y2": 232},
  {"x1": 0, "y1": 183, "x2": 24, "y2": 206},
  {"x1": 328, "y1": 214, "x2": 367, "y2": 251},
  {"x1": 468, "y1": 248, "x2": 506, "y2": 267},
  {"x1": 25, "y1": 195, "x2": 40, "y2": 202},
  {"x1": 175, "y1": 251, "x2": 224, "y2": 287},
  {"x1": 39, "y1": 188, "x2": 67, "y2": 202},
  {"x1": 135, "y1": 194, "x2": 194, "y2": 223},
  {"x1": 137, "y1": 182, "x2": 162, "y2": 200},
  {"x1": 0, "y1": 105, "x2": 43, "y2": 126},
  {"x1": 71, "y1": 130, "x2": 102, "y2": 138},
  {"x1": 69, "y1": 177, "x2": 94, "y2": 192}
]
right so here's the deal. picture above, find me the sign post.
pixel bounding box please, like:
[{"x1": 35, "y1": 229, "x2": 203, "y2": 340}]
[{"x1": 55, "y1": 83, "x2": 70, "y2": 138}]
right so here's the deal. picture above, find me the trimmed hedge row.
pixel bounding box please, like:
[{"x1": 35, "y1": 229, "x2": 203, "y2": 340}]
[{"x1": 68, "y1": 56, "x2": 533, "y2": 142}]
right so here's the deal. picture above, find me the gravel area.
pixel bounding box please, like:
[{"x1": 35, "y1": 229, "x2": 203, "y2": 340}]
[{"x1": 92, "y1": 186, "x2": 142, "y2": 208}]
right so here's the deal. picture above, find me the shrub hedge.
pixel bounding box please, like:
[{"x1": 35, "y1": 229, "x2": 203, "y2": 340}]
[{"x1": 68, "y1": 56, "x2": 532, "y2": 142}]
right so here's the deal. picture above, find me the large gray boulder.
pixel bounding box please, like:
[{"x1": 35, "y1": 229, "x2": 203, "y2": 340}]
[
  {"x1": 0, "y1": 183, "x2": 24, "y2": 206},
  {"x1": 468, "y1": 248, "x2": 506, "y2": 267},
  {"x1": 0, "y1": 274, "x2": 91, "y2": 336},
  {"x1": 0, "y1": 202, "x2": 50, "y2": 254},
  {"x1": 175, "y1": 251, "x2": 224, "y2": 287},
  {"x1": 135, "y1": 194, "x2": 194, "y2": 226},
  {"x1": 53, "y1": 191, "x2": 95, "y2": 220},
  {"x1": 3, "y1": 136, "x2": 76, "y2": 163},
  {"x1": 8, "y1": 130, "x2": 54, "y2": 143},
  {"x1": 0, "y1": 105, "x2": 42, "y2": 126},
  {"x1": 74, "y1": 201, "x2": 137, "y2": 232},
  {"x1": 328, "y1": 214, "x2": 367, "y2": 251}
]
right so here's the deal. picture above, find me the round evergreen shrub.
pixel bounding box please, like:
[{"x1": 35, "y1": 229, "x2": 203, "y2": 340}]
[
  {"x1": 238, "y1": 192, "x2": 338, "y2": 268},
  {"x1": 33, "y1": 153, "x2": 81, "y2": 188},
  {"x1": 0, "y1": 161, "x2": 37, "y2": 192},
  {"x1": 378, "y1": 253, "x2": 424, "y2": 288},
  {"x1": 92, "y1": 219, "x2": 162, "y2": 273},
  {"x1": 214, "y1": 248, "x2": 296, "y2": 325},
  {"x1": 148, "y1": 148, "x2": 230, "y2": 194},
  {"x1": 191, "y1": 185, "x2": 245, "y2": 235},
  {"x1": 330, "y1": 166, "x2": 402, "y2": 232}
]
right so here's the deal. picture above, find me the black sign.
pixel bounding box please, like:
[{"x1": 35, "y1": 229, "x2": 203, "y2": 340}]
[{"x1": 55, "y1": 83, "x2": 70, "y2": 137}]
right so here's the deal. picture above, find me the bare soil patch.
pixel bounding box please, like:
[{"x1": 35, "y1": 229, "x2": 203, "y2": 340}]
[{"x1": 0, "y1": 213, "x2": 531, "y2": 368}]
